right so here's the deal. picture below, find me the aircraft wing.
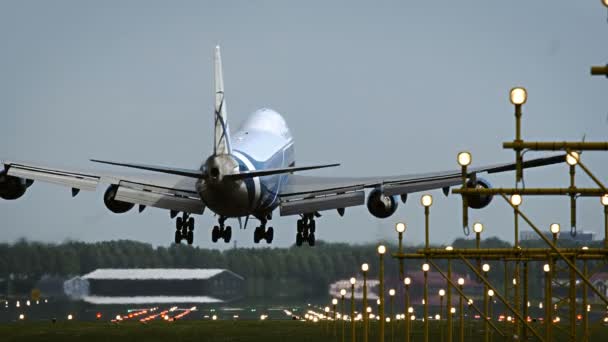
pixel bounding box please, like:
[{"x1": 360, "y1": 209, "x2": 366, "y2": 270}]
[
  {"x1": 1, "y1": 160, "x2": 205, "y2": 214},
  {"x1": 278, "y1": 154, "x2": 566, "y2": 216}
]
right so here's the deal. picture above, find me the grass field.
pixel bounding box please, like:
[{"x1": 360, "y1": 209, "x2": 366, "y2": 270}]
[{"x1": 1, "y1": 320, "x2": 608, "y2": 342}]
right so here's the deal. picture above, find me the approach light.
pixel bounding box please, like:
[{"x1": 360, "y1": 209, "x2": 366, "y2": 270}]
[
  {"x1": 350, "y1": 277, "x2": 356, "y2": 285},
  {"x1": 468, "y1": 299, "x2": 474, "y2": 306},
  {"x1": 389, "y1": 289, "x2": 396, "y2": 296},
  {"x1": 510, "y1": 194, "x2": 522, "y2": 207},
  {"x1": 510, "y1": 87, "x2": 527, "y2": 105},
  {"x1": 377, "y1": 245, "x2": 386, "y2": 255},
  {"x1": 411, "y1": 315, "x2": 416, "y2": 321},
  {"x1": 404, "y1": 277, "x2": 411, "y2": 285},
  {"x1": 212, "y1": 315, "x2": 218, "y2": 320},
  {"x1": 550, "y1": 223, "x2": 561, "y2": 234},
  {"x1": 395, "y1": 222, "x2": 406, "y2": 233},
  {"x1": 361, "y1": 263, "x2": 369, "y2": 272},
  {"x1": 332, "y1": 299, "x2": 338, "y2": 305},
  {"x1": 19, "y1": 314, "x2": 24, "y2": 320},
  {"x1": 421, "y1": 194, "x2": 433, "y2": 207},
  {"x1": 488, "y1": 289, "x2": 494, "y2": 297},
  {"x1": 67, "y1": 314, "x2": 73, "y2": 320},
  {"x1": 445, "y1": 245, "x2": 453, "y2": 251},
  {"x1": 450, "y1": 307, "x2": 456, "y2": 314},
  {"x1": 324, "y1": 307, "x2": 330, "y2": 313},
  {"x1": 115, "y1": 315, "x2": 121, "y2": 320},
  {"x1": 566, "y1": 151, "x2": 580, "y2": 166},
  {"x1": 543, "y1": 264, "x2": 550, "y2": 272},
  {"x1": 439, "y1": 289, "x2": 445, "y2": 297},
  {"x1": 582, "y1": 246, "x2": 589, "y2": 250},
  {"x1": 601, "y1": 194, "x2": 608, "y2": 206},
  {"x1": 377, "y1": 299, "x2": 381, "y2": 305},
  {"x1": 457, "y1": 152, "x2": 472, "y2": 166},
  {"x1": 340, "y1": 289, "x2": 347, "y2": 296},
  {"x1": 513, "y1": 278, "x2": 517, "y2": 285},
  {"x1": 408, "y1": 307, "x2": 414, "y2": 313},
  {"x1": 422, "y1": 263, "x2": 430, "y2": 272},
  {"x1": 473, "y1": 222, "x2": 484, "y2": 233},
  {"x1": 458, "y1": 278, "x2": 465, "y2": 286},
  {"x1": 435, "y1": 314, "x2": 441, "y2": 320},
  {"x1": 482, "y1": 264, "x2": 490, "y2": 273}
]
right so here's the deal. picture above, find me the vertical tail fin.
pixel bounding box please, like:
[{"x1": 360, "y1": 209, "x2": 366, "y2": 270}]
[{"x1": 214, "y1": 45, "x2": 232, "y2": 155}]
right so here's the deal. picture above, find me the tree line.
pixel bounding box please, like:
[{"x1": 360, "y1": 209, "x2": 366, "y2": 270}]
[{"x1": 0, "y1": 236, "x2": 602, "y2": 299}]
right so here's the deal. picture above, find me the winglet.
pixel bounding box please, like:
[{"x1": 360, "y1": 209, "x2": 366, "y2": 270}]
[{"x1": 214, "y1": 45, "x2": 232, "y2": 156}]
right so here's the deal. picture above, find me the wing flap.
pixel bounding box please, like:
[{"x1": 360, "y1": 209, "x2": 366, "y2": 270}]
[
  {"x1": 7, "y1": 164, "x2": 99, "y2": 191},
  {"x1": 279, "y1": 191, "x2": 365, "y2": 216},
  {"x1": 115, "y1": 185, "x2": 205, "y2": 214}
]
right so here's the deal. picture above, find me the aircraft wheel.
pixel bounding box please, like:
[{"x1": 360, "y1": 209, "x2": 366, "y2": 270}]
[
  {"x1": 186, "y1": 231, "x2": 194, "y2": 245},
  {"x1": 224, "y1": 226, "x2": 232, "y2": 243},
  {"x1": 253, "y1": 227, "x2": 261, "y2": 244},
  {"x1": 266, "y1": 227, "x2": 274, "y2": 244},
  {"x1": 297, "y1": 220, "x2": 303, "y2": 233},
  {"x1": 307, "y1": 233, "x2": 316, "y2": 246},
  {"x1": 295, "y1": 233, "x2": 303, "y2": 247},
  {"x1": 176, "y1": 217, "x2": 183, "y2": 230},
  {"x1": 310, "y1": 220, "x2": 316, "y2": 233},
  {"x1": 187, "y1": 217, "x2": 195, "y2": 230},
  {"x1": 174, "y1": 230, "x2": 182, "y2": 244},
  {"x1": 212, "y1": 226, "x2": 220, "y2": 243}
]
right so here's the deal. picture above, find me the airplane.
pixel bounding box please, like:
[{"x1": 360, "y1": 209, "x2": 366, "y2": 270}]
[{"x1": 0, "y1": 46, "x2": 566, "y2": 246}]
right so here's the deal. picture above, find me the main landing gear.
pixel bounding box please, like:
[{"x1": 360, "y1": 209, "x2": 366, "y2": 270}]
[
  {"x1": 253, "y1": 217, "x2": 273, "y2": 244},
  {"x1": 175, "y1": 213, "x2": 195, "y2": 245},
  {"x1": 211, "y1": 216, "x2": 232, "y2": 243},
  {"x1": 296, "y1": 215, "x2": 316, "y2": 247}
]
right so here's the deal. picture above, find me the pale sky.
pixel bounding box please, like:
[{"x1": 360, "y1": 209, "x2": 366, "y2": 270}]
[{"x1": 1, "y1": 1, "x2": 607, "y2": 248}]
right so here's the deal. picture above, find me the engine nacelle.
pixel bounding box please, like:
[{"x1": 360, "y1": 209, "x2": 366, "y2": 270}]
[
  {"x1": 0, "y1": 171, "x2": 32, "y2": 200},
  {"x1": 104, "y1": 185, "x2": 134, "y2": 214},
  {"x1": 466, "y1": 178, "x2": 493, "y2": 209},
  {"x1": 367, "y1": 189, "x2": 399, "y2": 218}
]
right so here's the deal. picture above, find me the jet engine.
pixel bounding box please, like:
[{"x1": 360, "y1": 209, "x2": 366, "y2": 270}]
[
  {"x1": 104, "y1": 185, "x2": 134, "y2": 214},
  {"x1": 0, "y1": 171, "x2": 33, "y2": 200},
  {"x1": 465, "y1": 178, "x2": 493, "y2": 209},
  {"x1": 367, "y1": 189, "x2": 399, "y2": 218}
]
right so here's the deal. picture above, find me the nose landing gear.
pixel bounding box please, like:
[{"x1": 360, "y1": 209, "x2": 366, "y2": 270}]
[
  {"x1": 174, "y1": 213, "x2": 195, "y2": 245},
  {"x1": 253, "y1": 218, "x2": 274, "y2": 244},
  {"x1": 296, "y1": 215, "x2": 316, "y2": 247},
  {"x1": 211, "y1": 216, "x2": 232, "y2": 243}
]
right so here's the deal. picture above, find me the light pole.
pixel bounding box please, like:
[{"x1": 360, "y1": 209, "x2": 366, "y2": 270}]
[
  {"x1": 350, "y1": 277, "x2": 356, "y2": 342},
  {"x1": 396, "y1": 222, "x2": 406, "y2": 280},
  {"x1": 404, "y1": 277, "x2": 411, "y2": 342},
  {"x1": 423, "y1": 263, "x2": 430, "y2": 342},
  {"x1": 421, "y1": 195, "x2": 433, "y2": 250},
  {"x1": 544, "y1": 263, "x2": 552, "y2": 342},
  {"x1": 509, "y1": 87, "x2": 527, "y2": 184},
  {"x1": 362, "y1": 263, "x2": 370, "y2": 342},
  {"x1": 602, "y1": 195, "x2": 608, "y2": 249},
  {"x1": 341, "y1": 289, "x2": 347, "y2": 342},
  {"x1": 488, "y1": 289, "x2": 495, "y2": 341},
  {"x1": 550, "y1": 223, "x2": 560, "y2": 245},
  {"x1": 439, "y1": 289, "x2": 445, "y2": 342},
  {"x1": 333, "y1": 298, "x2": 339, "y2": 336},
  {"x1": 445, "y1": 246, "x2": 453, "y2": 342},
  {"x1": 457, "y1": 151, "x2": 471, "y2": 229},
  {"x1": 389, "y1": 288, "x2": 395, "y2": 342},
  {"x1": 325, "y1": 306, "x2": 331, "y2": 332},
  {"x1": 473, "y1": 223, "x2": 483, "y2": 249},
  {"x1": 457, "y1": 278, "x2": 465, "y2": 342},
  {"x1": 378, "y1": 245, "x2": 387, "y2": 342},
  {"x1": 482, "y1": 263, "x2": 490, "y2": 342}
]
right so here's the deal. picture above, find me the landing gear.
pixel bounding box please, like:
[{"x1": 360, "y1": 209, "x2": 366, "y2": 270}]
[
  {"x1": 253, "y1": 218, "x2": 273, "y2": 244},
  {"x1": 174, "y1": 213, "x2": 195, "y2": 245},
  {"x1": 211, "y1": 217, "x2": 232, "y2": 243},
  {"x1": 296, "y1": 215, "x2": 316, "y2": 247}
]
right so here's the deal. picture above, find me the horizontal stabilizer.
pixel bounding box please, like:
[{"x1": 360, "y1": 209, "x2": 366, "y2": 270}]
[
  {"x1": 225, "y1": 163, "x2": 340, "y2": 180},
  {"x1": 90, "y1": 159, "x2": 204, "y2": 178}
]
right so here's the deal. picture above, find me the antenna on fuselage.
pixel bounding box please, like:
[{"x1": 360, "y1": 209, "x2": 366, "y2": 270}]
[{"x1": 214, "y1": 45, "x2": 232, "y2": 156}]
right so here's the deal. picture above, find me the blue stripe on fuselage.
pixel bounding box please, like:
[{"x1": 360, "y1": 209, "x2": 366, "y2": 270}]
[{"x1": 233, "y1": 143, "x2": 294, "y2": 214}]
